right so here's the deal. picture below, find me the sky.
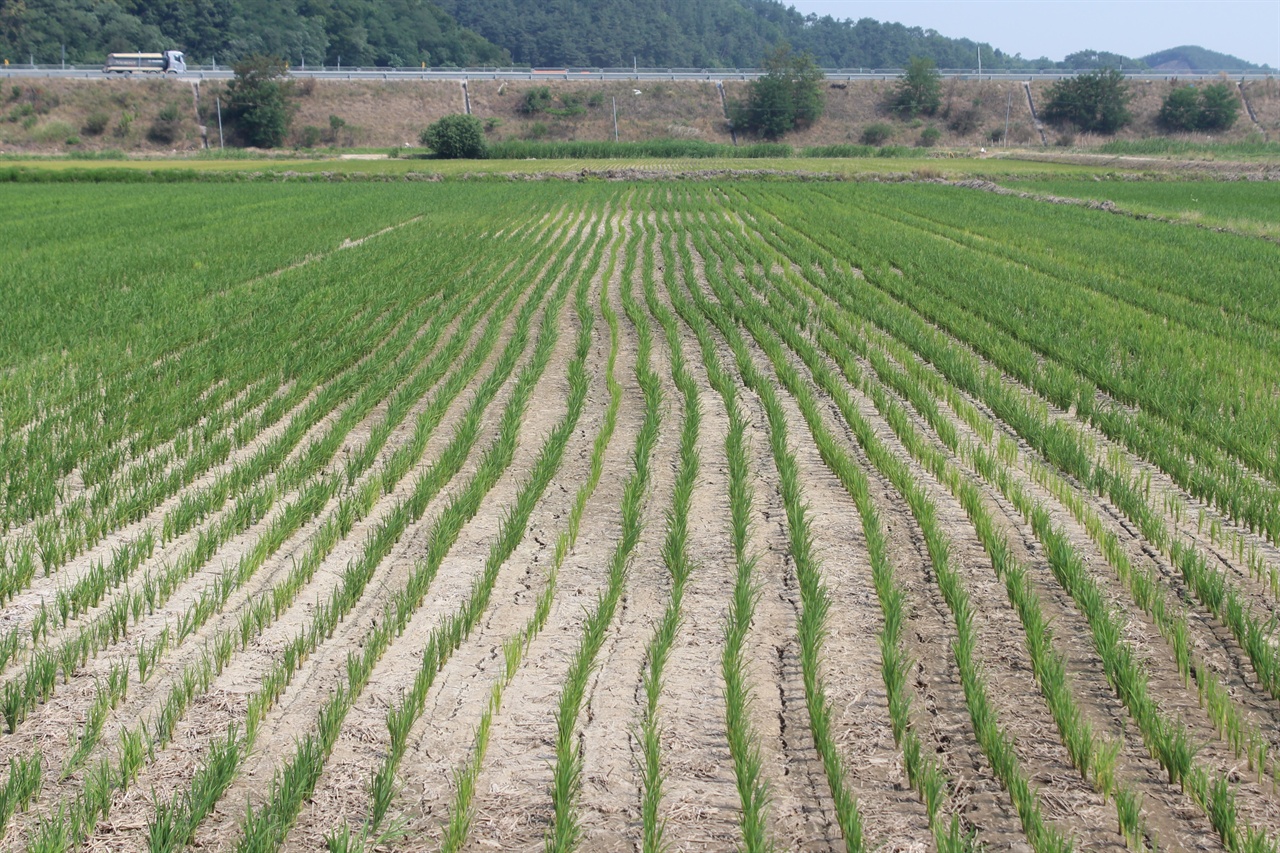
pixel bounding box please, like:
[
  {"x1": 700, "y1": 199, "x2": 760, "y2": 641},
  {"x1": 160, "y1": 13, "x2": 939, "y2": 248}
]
[{"x1": 783, "y1": 0, "x2": 1280, "y2": 67}]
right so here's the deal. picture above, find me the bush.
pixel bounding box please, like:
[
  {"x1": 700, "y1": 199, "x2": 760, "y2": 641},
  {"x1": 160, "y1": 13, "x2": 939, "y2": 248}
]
[
  {"x1": 298, "y1": 125, "x2": 323, "y2": 148},
  {"x1": 729, "y1": 45, "x2": 824, "y2": 140},
  {"x1": 1041, "y1": 68, "x2": 1132, "y2": 134},
  {"x1": 919, "y1": 126, "x2": 942, "y2": 147},
  {"x1": 947, "y1": 102, "x2": 982, "y2": 135},
  {"x1": 889, "y1": 57, "x2": 941, "y2": 118},
  {"x1": 420, "y1": 113, "x2": 486, "y2": 159},
  {"x1": 520, "y1": 87, "x2": 554, "y2": 114},
  {"x1": 82, "y1": 112, "x2": 110, "y2": 136},
  {"x1": 1157, "y1": 82, "x2": 1239, "y2": 132},
  {"x1": 1197, "y1": 83, "x2": 1240, "y2": 131},
  {"x1": 1157, "y1": 86, "x2": 1201, "y2": 131},
  {"x1": 147, "y1": 104, "x2": 184, "y2": 144},
  {"x1": 226, "y1": 55, "x2": 294, "y2": 148},
  {"x1": 862, "y1": 123, "x2": 894, "y2": 146}
]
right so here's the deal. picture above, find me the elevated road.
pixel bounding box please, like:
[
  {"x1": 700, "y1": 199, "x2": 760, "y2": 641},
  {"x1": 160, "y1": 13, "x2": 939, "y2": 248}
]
[{"x1": 1, "y1": 65, "x2": 1272, "y2": 82}]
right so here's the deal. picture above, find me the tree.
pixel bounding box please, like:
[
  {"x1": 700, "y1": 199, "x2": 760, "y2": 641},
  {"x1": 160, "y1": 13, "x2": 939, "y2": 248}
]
[
  {"x1": 421, "y1": 113, "x2": 486, "y2": 158},
  {"x1": 1041, "y1": 68, "x2": 1132, "y2": 134},
  {"x1": 889, "y1": 56, "x2": 941, "y2": 118},
  {"x1": 226, "y1": 54, "x2": 294, "y2": 148},
  {"x1": 1157, "y1": 85, "x2": 1201, "y2": 131},
  {"x1": 1197, "y1": 82, "x2": 1240, "y2": 131},
  {"x1": 730, "y1": 45, "x2": 824, "y2": 140},
  {"x1": 1158, "y1": 82, "x2": 1240, "y2": 132}
]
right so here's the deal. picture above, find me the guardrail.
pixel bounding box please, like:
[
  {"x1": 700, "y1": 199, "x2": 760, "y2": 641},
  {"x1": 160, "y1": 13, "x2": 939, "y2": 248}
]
[{"x1": 1, "y1": 64, "x2": 1273, "y2": 81}]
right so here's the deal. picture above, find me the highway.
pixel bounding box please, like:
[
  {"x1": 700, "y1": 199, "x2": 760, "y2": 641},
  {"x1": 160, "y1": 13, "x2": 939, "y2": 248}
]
[{"x1": 1, "y1": 65, "x2": 1271, "y2": 82}]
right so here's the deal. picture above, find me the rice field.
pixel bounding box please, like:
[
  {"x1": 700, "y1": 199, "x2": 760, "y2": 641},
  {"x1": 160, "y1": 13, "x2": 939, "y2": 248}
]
[{"x1": 0, "y1": 180, "x2": 1278, "y2": 853}]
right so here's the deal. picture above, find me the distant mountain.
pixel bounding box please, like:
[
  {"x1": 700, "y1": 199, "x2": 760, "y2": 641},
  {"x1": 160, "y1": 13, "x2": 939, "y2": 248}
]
[
  {"x1": 1140, "y1": 45, "x2": 1269, "y2": 72},
  {"x1": 0, "y1": 0, "x2": 1268, "y2": 73}
]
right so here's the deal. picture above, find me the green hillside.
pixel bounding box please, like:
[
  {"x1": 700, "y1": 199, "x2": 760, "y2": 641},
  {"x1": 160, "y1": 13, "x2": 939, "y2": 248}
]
[{"x1": 0, "y1": 0, "x2": 1267, "y2": 72}]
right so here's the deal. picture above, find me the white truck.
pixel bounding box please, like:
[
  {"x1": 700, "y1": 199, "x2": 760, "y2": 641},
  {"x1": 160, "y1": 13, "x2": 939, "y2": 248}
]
[{"x1": 103, "y1": 51, "x2": 186, "y2": 74}]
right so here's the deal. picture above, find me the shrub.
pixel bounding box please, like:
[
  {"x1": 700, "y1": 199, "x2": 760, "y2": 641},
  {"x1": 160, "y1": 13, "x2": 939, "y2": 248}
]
[
  {"x1": 1157, "y1": 83, "x2": 1239, "y2": 132},
  {"x1": 520, "y1": 87, "x2": 553, "y2": 114},
  {"x1": 1041, "y1": 68, "x2": 1132, "y2": 134},
  {"x1": 1157, "y1": 86, "x2": 1201, "y2": 131},
  {"x1": 1197, "y1": 83, "x2": 1240, "y2": 131},
  {"x1": 226, "y1": 54, "x2": 295, "y2": 148},
  {"x1": 65, "y1": 135, "x2": 80, "y2": 146},
  {"x1": 298, "y1": 125, "x2": 323, "y2": 148},
  {"x1": 420, "y1": 113, "x2": 486, "y2": 159},
  {"x1": 889, "y1": 57, "x2": 942, "y2": 118},
  {"x1": 587, "y1": 92, "x2": 605, "y2": 108},
  {"x1": 919, "y1": 126, "x2": 942, "y2": 147},
  {"x1": 327, "y1": 114, "x2": 350, "y2": 146},
  {"x1": 82, "y1": 112, "x2": 110, "y2": 136},
  {"x1": 147, "y1": 105, "x2": 185, "y2": 145},
  {"x1": 729, "y1": 45, "x2": 824, "y2": 140},
  {"x1": 862, "y1": 123, "x2": 894, "y2": 146},
  {"x1": 947, "y1": 102, "x2": 982, "y2": 135}
]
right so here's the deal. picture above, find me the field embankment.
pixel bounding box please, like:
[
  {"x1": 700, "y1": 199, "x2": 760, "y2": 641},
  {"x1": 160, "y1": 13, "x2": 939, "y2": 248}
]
[{"x1": 1, "y1": 74, "x2": 1274, "y2": 155}]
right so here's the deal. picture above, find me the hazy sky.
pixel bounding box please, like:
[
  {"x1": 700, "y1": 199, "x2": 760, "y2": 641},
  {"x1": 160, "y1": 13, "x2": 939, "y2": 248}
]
[{"x1": 784, "y1": 0, "x2": 1280, "y2": 66}]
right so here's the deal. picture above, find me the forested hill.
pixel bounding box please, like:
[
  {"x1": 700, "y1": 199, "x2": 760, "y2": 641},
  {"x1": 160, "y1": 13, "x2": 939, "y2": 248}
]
[
  {"x1": 0, "y1": 0, "x2": 509, "y2": 68},
  {"x1": 433, "y1": 0, "x2": 1034, "y2": 69},
  {"x1": 0, "y1": 0, "x2": 1266, "y2": 71}
]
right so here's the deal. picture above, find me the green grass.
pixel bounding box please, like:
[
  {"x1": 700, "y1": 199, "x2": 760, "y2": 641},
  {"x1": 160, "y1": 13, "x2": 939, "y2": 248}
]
[{"x1": 1003, "y1": 178, "x2": 1280, "y2": 237}]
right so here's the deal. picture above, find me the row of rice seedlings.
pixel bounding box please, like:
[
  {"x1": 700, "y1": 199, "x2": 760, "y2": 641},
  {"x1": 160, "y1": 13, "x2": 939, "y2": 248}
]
[
  {"x1": 685, "y1": 219, "x2": 873, "y2": 853},
  {"x1": 17, "y1": 211, "x2": 499, "y2": 562},
  {"x1": 231, "y1": 217, "x2": 593, "y2": 853},
  {"x1": 631, "y1": 213, "x2": 703, "y2": 853},
  {"x1": 4, "y1": 373, "x2": 270, "y2": 566},
  {"x1": 823, "y1": 186, "x2": 1280, "y2": 500},
  {"x1": 748, "y1": 256, "x2": 1155, "y2": 846},
  {"x1": 15, "y1": 216, "x2": 577, "y2": 849},
  {"x1": 0, "y1": 224, "x2": 545, "y2": 717},
  {"x1": 663, "y1": 215, "x2": 773, "y2": 852},
  {"x1": 665, "y1": 202, "x2": 945, "y2": 842},
  {"x1": 6, "y1": 278, "x2": 425, "y2": 579},
  {"x1": 1018, "y1": 455, "x2": 1280, "y2": 785},
  {"x1": 433, "y1": 216, "x2": 622, "y2": 853},
  {"x1": 366, "y1": 216, "x2": 607, "y2": 843},
  {"x1": 0, "y1": 192, "x2": 457, "y2": 533},
  {"x1": 745, "y1": 192, "x2": 1280, "y2": 708},
  {"x1": 146, "y1": 209, "x2": 589, "y2": 853},
  {"x1": 740, "y1": 204, "x2": 1275, "y2": 853},
  {"x1": 0, "y1": 280, "x2": 449, "y2": 661},
  {"x1": 758, "y1": 185, "x2": 1280, "y2": 549},
  {"x1": 544, "y1": 207, "x2": 664, "y2": 853},
  {"x1": 691, "y1": 211, "x2": 1068, "y2": 852},
  {"x1": 851, "y1": 272, "x2": 1280, "y2": 790}
]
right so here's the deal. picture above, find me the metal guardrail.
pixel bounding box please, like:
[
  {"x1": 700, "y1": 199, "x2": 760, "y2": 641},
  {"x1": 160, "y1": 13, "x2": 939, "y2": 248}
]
[{"x1": 0, "y1": 64, "x2": 1274, "y2": 81}]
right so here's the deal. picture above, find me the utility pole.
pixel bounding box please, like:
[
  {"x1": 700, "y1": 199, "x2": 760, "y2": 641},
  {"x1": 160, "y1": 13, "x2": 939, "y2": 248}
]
[
  {"x1": 61, "y1": 44, "x2": 65, "y2": 70},
  {"x1": 612, "y1": 97, "x2": 619, "y2": 141},
  {"x1": 977, "y1": 46, "x2": 981, "y2": 77},
  {"x1": 216, "y1": 97, "x2": 224, "y2": 149}
]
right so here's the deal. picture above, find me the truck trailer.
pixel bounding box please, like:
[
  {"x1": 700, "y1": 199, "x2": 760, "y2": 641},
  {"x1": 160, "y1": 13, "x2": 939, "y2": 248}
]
[{"x1": 103, "y1": 51, "x2": 186, "y2": 74}]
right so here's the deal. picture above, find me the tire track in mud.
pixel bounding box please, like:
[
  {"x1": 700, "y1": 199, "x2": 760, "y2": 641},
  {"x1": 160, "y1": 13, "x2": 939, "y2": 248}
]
[
  {"x1": 569, "y1": 211, "x2": 679, "y2": 850},
  {"x1": 682, "y1": 222, "x2": 839, "y2": 853},
  {"x1": 447, "y1": 212, "x2": 642, "y2": 852},
  {"x1": 637, "y1": 220, "x2": 741, "y2": 851}
]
